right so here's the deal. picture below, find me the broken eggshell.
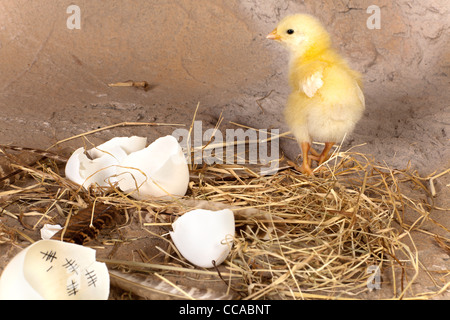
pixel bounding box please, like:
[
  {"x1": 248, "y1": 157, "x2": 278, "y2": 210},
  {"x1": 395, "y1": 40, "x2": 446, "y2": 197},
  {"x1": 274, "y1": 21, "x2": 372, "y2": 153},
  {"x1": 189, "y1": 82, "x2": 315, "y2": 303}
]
[
  {"x1": 169, "y1": 209, "x2": 235, "y2": 268},
  {"x1": 116, "y1": 135, "x2": 189, "y2": 199},
  {"x1": 65, "y1": 136, "x2": 147, "y2": 189},
  {"x1": 40, "y1": 224, "x2": 63, "y2": 240},
  {"x1": 0, "y1": 240, "x2": 109, "y2": 300}
]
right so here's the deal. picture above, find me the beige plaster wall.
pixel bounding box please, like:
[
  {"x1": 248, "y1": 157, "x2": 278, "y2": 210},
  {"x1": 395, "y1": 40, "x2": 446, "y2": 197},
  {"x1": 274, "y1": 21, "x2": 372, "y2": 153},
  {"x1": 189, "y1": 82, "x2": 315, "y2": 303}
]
[{"x1": 0, "y1": 0, "x2": 448, "y2": 173}]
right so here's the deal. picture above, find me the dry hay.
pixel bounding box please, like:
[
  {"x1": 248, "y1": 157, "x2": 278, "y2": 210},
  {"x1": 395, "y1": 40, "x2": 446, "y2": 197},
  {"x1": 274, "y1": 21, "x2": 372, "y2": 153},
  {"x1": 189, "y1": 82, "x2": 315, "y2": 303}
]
[{"x1": 0, "y1": 123, "x2": 449, "y2": 300}]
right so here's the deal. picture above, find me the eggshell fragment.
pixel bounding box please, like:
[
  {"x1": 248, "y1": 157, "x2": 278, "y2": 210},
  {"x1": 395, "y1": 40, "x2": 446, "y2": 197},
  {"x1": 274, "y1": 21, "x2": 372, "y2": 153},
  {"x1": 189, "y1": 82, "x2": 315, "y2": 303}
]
[
  {"x1": 40, "y1": 224, "x2": 63, "y2": 240},
  {"x1": 0, "y1": 240, "x2": 109, "y2": 300},
  {"x1": 89, "y1": 136, "x2": 147, "y2": 158},
  {"x1": 65, "y1": 136, "x2": 147, "y2": 188},
  {"x1": 116, "y1": 135, "x2": 189, "y2": 199},
  {"x1": 169, "y1": 209, "x2": 235, "y2": 268},
  {"x1": 64, "y1": 147, "x2": 87, "y2": 186}
]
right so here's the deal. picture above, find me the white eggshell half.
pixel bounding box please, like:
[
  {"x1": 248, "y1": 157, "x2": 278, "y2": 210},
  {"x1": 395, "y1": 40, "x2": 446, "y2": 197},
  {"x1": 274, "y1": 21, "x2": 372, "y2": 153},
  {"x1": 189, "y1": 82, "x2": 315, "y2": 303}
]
[
  {"x1": 0, "y1": 240, "x2": 109, "y2": 300},
  {"x1": 65, "y1": 136, "x2": 147, "y2": 188},
  {"x1": 169, "y1": 209, "x2": 235, "y2": 268},
  {"x1": 116, "y1": 135, "x2": 189, "y2": 199}
]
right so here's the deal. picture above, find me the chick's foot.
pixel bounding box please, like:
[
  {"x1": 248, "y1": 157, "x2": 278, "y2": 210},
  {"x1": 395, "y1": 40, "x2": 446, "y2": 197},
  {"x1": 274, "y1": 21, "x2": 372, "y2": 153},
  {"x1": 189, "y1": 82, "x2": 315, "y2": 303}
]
[{"x1": 287, "y1": 159, "x2": 314, "y2": 175}]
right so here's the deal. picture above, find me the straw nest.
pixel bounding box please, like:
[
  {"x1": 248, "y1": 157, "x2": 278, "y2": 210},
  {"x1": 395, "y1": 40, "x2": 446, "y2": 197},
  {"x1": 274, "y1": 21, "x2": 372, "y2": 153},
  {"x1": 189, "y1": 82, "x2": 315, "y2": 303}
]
[{"x1": 0, "y1": 122, "x2": 448, "y2": 300}]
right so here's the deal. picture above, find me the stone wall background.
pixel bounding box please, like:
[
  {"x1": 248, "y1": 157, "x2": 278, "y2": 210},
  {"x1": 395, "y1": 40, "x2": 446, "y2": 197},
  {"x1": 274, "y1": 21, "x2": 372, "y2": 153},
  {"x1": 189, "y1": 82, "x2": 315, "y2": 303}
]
[
  {"x1": 0, "y1": 0, "x2": 448, "y2": 173},
  {"x1": 0, "y1": 0, "x2": 448, "y2": 299}
]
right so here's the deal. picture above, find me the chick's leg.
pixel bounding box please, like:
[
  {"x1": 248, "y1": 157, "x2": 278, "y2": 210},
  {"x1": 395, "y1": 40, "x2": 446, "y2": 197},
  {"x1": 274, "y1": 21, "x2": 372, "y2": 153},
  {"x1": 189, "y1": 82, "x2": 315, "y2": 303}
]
[
  {"x1": 309, "y1": 146, "x2": 321, "y2": 159},
  {"x1": 318, "y1": 142, "x2": 335, "y2": 165},
  {"x1": 299, "y1": 142, "x2": 314, "y2": 175}
]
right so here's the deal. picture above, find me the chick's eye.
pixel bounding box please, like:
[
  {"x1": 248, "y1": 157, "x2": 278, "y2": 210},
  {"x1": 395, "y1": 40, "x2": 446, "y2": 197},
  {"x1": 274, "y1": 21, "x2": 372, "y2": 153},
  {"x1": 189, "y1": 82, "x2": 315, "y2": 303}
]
[{"x1": 287, "y1": 29, "x2": 294, "y2": 35}]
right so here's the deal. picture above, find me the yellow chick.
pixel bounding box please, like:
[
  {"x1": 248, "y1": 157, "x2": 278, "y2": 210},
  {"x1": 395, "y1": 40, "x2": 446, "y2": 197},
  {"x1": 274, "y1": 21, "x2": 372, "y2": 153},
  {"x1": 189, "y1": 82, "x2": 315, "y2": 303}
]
[{"x1": 267, "y1": 14, "x2": 365, "y2": 175}]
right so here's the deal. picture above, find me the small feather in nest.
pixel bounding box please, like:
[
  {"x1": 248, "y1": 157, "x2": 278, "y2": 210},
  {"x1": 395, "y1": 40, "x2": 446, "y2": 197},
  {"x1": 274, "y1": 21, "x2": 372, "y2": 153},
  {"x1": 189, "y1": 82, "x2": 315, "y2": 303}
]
[
  {"x1": 0, "y1": 145, "x2": 68, "y2": 162},
  {"x1": 178, "y1": 199, "x2": 287, "y2": 240},
  {"x1": 109, "y1": 270, "x2": 236, "y2": 300},
  {"x1": 0, "y1": 145, "x2": 67, "y2": 187},
  {"x1": 52, "y1": 203, "x2": 126, "y2": 245}
]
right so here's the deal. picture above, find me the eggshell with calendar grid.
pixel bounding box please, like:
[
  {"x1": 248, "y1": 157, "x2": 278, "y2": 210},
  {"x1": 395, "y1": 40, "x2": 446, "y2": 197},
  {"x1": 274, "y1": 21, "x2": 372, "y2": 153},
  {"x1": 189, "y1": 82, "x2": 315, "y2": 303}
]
[{"x1": 0, "y1": 240, "x2": 109, "y2": 300}]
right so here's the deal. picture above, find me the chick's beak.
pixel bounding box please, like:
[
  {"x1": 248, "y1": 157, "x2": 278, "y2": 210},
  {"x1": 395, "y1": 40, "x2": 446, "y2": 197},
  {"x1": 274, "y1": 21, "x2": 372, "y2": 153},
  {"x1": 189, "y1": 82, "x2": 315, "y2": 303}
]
[{"x1": 266, "y1": 28, "x2": 281, "y2": 41}]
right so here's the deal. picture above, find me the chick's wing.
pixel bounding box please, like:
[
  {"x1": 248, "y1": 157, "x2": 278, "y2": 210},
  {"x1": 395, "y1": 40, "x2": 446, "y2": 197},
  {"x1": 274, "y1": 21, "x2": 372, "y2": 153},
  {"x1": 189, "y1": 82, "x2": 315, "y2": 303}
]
[{"x1": 303, "y1": 71, "x2": 324, "y2": 98}]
